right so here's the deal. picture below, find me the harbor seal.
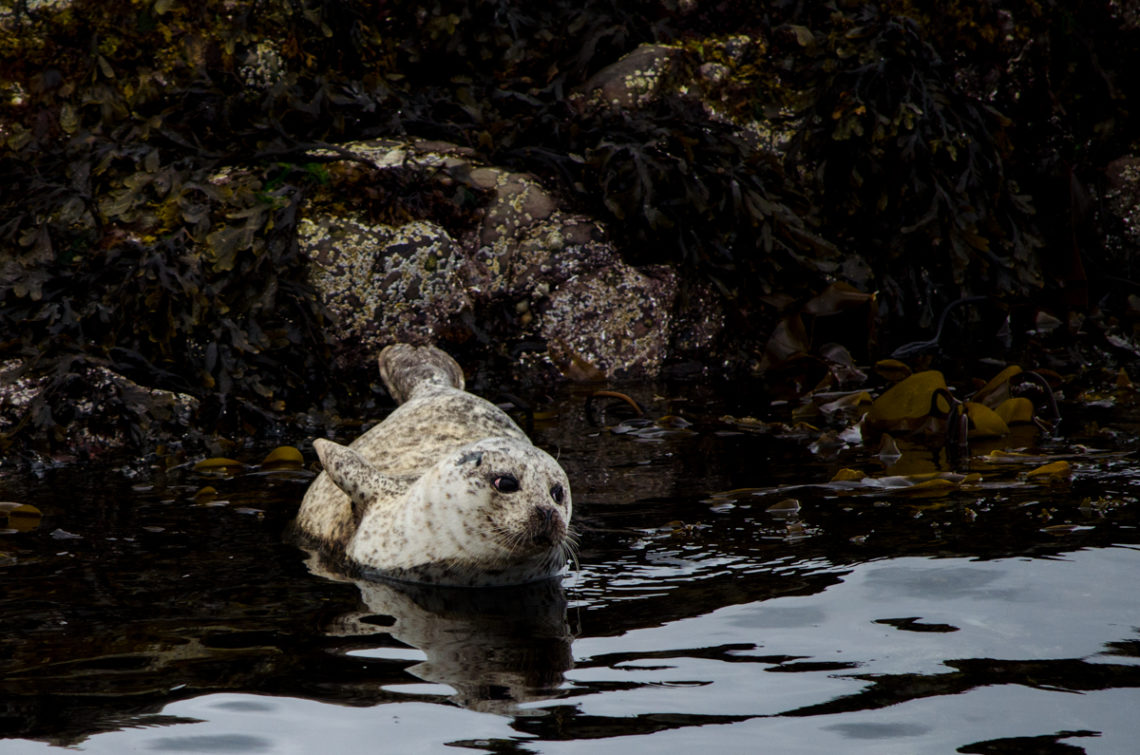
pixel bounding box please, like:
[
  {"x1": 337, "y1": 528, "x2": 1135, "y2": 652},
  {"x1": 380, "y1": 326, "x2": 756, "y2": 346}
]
[{"x1": 295, "y1": 344, "x2": 574, "y2": 587}]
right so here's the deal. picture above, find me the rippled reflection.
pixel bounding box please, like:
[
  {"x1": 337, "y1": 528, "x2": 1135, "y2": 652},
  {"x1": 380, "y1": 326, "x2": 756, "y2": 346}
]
[{"x1": 307, "y1": 554, "x2": 574, "y2": 713}]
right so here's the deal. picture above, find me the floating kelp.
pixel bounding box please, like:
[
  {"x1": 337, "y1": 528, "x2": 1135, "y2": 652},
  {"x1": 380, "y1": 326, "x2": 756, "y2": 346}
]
[
  {"x1": 973, "y1": 366, "x2": 1024, "y2": 406},
  {"x1": 765, "y1": 498, "x2": 801, "y2": 517},
  {"x1": 586, "y1": 390, "x2": 647, "y2": 424},
  {"x1": 1040, "y1": 523, "x2": 1093, "y2": 536},
  {"x1": 963, "y1": 402, "x2": 1009, "y2": 438},
  {"x1": 0, "y1": 502, "x2": 42, "y2": 533},
  {"x1": 863, "y1": 370, "x2": 952, "y2": 441},
  {"x1": 828, "y1": 470, "x2": 983, "y2": 499},
  {"x1": 706, "y1": 469, "x2": 985, "y2": 507},
  {"x1": 994, "y1": 398, "x2": 1035, "y2": 425},
  {"x1": 980, "y1": 450, "x2": 1054, "y2": 465},
  {"x1": 878, "y1": 433, "x2": 902, "y2": 462},
  {"x1": 585, "y1": 389, "x2": 696, "y2": 441},
  {"x1": 716, "y1": 416, "x2": 792, "y2": 436},
  {"x1": 816, "y1": 391, "x2": 873, "y2": 420},
  {"x1": 192, "y1": 486, "x2": 228, "y2": 507},
  {"x1": 193, "y1": 457, "x2": 245, "y2": 475},
  {"x1": 979, "y1": 449, "x2": 1127, "y2": 467},
  {"x1": 261, "y1": 445, "x2": 304, "y2": 469},
  {"x1": 874, "y1": 360, "x2": 913, "y2": 383},
  {"x1": 609, "y1": 416, "x2": 694, "y2": 442},
  {"x1": 1025, "y1": 461, "x2": 1073, "y2": 483},
  {"x1": 866, "y1": 371, "x2": 949, "y2": 425},
  {"x1": 858, "y1": 365, "x2": 1058, "y2": 451}
]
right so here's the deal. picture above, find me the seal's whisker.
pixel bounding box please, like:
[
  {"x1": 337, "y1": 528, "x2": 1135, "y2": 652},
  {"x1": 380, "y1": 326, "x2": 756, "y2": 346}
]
[
  {"x1": 490, "y1": 523, "x2": 530, "y2": 555},
  {"x1": 565, "y1": 546, "x2": 581, "y2": 573}
]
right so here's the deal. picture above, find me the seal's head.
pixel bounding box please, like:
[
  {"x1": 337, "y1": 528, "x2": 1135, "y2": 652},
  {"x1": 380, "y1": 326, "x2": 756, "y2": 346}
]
[
  {"x1": 318, "y1": 436, "x2": 574, "y2": 586},
  {"x1": 424, "y1": 437, "x2": 573, "y2": 557}
]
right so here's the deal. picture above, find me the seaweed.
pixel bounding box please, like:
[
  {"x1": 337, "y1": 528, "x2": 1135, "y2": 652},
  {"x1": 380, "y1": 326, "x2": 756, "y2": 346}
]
[{"x1": 2, "y1": 0, "x2": 1140, "y2": 455}]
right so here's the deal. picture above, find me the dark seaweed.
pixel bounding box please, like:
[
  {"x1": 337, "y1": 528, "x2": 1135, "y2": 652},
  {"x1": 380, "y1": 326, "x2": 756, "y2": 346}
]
[{"x1": 2, "y1": 1, "x2": 1139, "y2": 456}]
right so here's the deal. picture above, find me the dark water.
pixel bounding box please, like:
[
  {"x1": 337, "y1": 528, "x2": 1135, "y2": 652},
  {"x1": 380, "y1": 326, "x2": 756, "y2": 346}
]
[{"x1": 2, "y1": 382, "x2": 1140, "y2": 754}]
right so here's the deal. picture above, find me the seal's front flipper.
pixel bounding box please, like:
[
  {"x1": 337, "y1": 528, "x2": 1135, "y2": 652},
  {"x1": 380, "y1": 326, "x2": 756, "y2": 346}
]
[{"x1": 313, "y1": 439, "x2": 406, "y2": 526}]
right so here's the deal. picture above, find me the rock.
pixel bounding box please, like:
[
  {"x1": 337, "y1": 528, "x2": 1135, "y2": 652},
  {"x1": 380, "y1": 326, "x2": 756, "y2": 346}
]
[
  {"x1": 238, "y1": 42, "x2": 286, "y2": 89},
  {"x1": 578, "y1": 44, "x2": 681, "y2": 110},
  {"x1": 295, "y1": 138, "x2": 728, "y2": 379},
  {"x1": 0, "y1": 360, "x2": 44, "y2": 435},
  {"x1": 670, "y1": 281, "x2": 727, "y2": 358},
  {"x1": 300, "y1": 214, "x2": 472, "y2": 361},
  {"x1": 539, "y1": 264, "x2": 679, "y2": 378},
  {"x1": 468, "y1": 212, "x2": 617, "y2": 300},
  {"x1": 698, "y1": 61, "x2": 731, "y2": 84},
  {"x1": 0, "y1": 360, "x2": 199, "y2": 461},
  {"x1": 463, "y1": 166, "x2": 558, "y2": 247},
  {"x1": 1105, "y1": 156, "x2": 1140, "y2": 260},
  {"x1": 575, "y1": 35, "x2": 795, "y2": 154}
]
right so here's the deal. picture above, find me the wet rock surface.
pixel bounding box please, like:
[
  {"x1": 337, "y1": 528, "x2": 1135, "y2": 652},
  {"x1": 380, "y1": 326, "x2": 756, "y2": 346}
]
[
  {"x1": 301, "y1": 215, "x2": 471, "y2": 362},
  {"x1": 577, "y1": 44, "x2": 681, "y2": 110},
  {"x1": 0, "y1": 360, "x2": 199, "y2": 460},
  {"x1": 1105, "y1": 156, "x2": 1140, "y2": 269},
  {"x1": 296, "y1": 139, "x2": 721, "y2": 380}
]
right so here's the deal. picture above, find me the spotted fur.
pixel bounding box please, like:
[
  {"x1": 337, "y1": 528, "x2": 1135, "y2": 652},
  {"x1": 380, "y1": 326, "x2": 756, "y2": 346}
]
[{"x1": 295, "y1": 344, "x2": 574, "y2": 587}]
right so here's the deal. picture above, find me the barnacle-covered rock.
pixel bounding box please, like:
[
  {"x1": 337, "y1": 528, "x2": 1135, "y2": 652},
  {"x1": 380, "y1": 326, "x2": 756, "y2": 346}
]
[
  {"x1": 297, "y1": 139, "x2": 726, "y2": 379},
  {"x1": 299, "y1": 214, "x2": 471, "y2": 361},
  {"x1": 0, "y1": 360, "x2": 199, "y2": 461},
  {"x1": 468, "y1": 213, "x2": 617, "y2": 300},
  {"x1": 577, "y1": 44, "x2": 681, "y2": 110},
  {"x1": 539, "y1": 264, "x2": 679, "y2": 378},
  {"x1": 464, "y1": 166, "x2": 558, "y2": 247}
]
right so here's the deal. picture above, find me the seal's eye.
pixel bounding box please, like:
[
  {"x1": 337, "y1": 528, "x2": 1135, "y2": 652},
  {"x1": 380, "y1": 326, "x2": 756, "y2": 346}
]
[
  {"x1": 492, "y1": 475, "x2": 520, "y2": 493},
  {"x1": 550, "y1": 483, "x2": 564, "y2": 504}
]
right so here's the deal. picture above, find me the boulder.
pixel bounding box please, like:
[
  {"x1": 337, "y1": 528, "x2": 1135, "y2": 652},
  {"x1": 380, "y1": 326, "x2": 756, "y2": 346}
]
[
  {"x1": 294, "y1": 139, "x2": 727, "y2": 379},
  {"x1": 540, "y1": 264, "x2": 679, "y2": 378},
  {"x1": 0, "y1": 360, "x2": 199, "y2": 461},
  {"x1": 301, "y1": 214, "x2": 472, "y2": 361},
  {"x1": 577, "y1": 44, "x2": 681, "y2": 110}
]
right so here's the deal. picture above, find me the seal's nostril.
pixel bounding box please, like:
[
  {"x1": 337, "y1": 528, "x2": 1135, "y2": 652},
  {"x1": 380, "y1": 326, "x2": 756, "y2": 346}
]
[{"x1": 531, "y1": 505, "x2": 563, "y2": 547}]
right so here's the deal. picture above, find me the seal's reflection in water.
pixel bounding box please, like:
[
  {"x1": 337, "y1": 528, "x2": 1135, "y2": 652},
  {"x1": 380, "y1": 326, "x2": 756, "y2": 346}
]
[{"x1": 312, "y1": 556, "x2": 574, "y2": 713}]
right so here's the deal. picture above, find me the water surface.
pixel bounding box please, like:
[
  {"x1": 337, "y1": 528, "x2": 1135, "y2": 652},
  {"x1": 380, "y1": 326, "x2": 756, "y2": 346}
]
[{"x1": 2, "y1": 382, "x2": 1138, "y2": 753}]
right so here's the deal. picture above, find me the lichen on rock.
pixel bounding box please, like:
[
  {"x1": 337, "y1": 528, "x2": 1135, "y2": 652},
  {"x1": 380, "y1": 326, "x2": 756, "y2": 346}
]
[
  {"x1": 295, "y1": 137, "x2": 723, "y2": 379},
  {"x1": 539, "y1": 264, "x2": 679, "y2": 378},
  {"x1": 300, "y1": 214, "x2": 471, "y2": 359},
  {"x1": 577, "y1": 44, "x2": 682, "y2": 110}
]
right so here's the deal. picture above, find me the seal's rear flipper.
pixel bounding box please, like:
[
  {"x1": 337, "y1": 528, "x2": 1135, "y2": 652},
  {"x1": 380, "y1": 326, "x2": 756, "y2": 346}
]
[
  {"x1": 314, "y1": 439, "x2": 407, "y2": 526},
  {"x1": 378, "y1": 344, "x2": 465, "y2": 404}
]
